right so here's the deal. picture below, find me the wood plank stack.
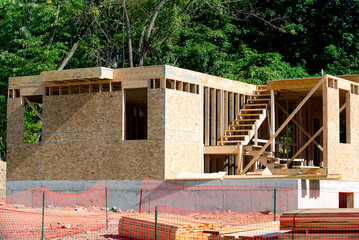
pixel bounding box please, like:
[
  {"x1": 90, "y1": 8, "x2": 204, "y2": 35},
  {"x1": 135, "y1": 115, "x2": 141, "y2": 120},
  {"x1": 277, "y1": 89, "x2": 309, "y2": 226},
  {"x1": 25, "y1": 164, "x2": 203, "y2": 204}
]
[
  {"x1": 280, "y1": 208, "x2": 359, "y2": 232},
  {"x1": 279, "y1": 208, "x2": 359, "y2": 239},
  {"x1": 118, "y1": 213, "x2": 220, "y2": 240}
]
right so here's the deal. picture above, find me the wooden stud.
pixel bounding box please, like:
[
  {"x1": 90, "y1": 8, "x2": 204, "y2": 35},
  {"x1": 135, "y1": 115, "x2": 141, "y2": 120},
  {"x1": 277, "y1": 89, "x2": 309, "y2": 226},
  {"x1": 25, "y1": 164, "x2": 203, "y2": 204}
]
[
  {"x1": 236, "y1": 145, "x2": 244, "y2": 175},
  {"x1": 240, "y1": 76, "x2": 326, "y2": 174},
  {"x1": 322, "y1": 76, "x2": 328, "y2": 168},
  {"x1": 346, "y1": 91, "x2": 351, "y2": 143},
  {"x1": 270, "y1": 90, "x2": 275, "y2": 153},
  {"x1": 211, "y1": 88, "x2": 216, "y2": 145},
  {"x1": 204, "y1": 87, "x2": 210, "y2": 145},
  {"x1": 224, "y1": 91, "x2": 228, "y2": 135}
]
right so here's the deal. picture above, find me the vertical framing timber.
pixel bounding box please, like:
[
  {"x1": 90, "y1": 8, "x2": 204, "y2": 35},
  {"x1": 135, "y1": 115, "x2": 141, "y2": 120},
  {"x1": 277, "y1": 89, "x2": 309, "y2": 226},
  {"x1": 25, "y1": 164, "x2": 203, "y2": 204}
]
[
  {"x1": 235, "y1": 93, "x2": 240, "y2": 117},
  {"x1": 236, "y1": 145, "x2": 244, "y2": 175},
  {"x1": 216, "y1": 90, "x2": 224, "y2": 143},
  {"x1": 204, "y1": 155, "x2": 210, "y2": 173},
  {"x1": 270, "y1": 90, "x2": 275, "y2": 153},
  {"x1": 240, "y1": 94, "x2": 245, "y2": 109},
  {"x1": 224, "y1": 91, "x2": 228, "y2": 135},
  {"x1": 322, "y1": 76, "x2": 328, "y2": 167},
  {"x1": 275, "y1": 103, "x2": 279, "y2": 157},
  {"x1": 308, "y1": 99, "x2": 313, "y2": 165},
  {"x1": 211, "y1": 88, "x2": 216, "y2": 145},
  {"x1": 346, "y1": 91, "x2": 351, "y2": 143},
  {"x1": 122, "y1": 88, "x2": 126, "y2": 140},
  {"x1": 229, "y1": 92, "x2": 234, "y2": 124},
  {"x1": 204, "y1": 87, "x2": 210, "y2": 145}
]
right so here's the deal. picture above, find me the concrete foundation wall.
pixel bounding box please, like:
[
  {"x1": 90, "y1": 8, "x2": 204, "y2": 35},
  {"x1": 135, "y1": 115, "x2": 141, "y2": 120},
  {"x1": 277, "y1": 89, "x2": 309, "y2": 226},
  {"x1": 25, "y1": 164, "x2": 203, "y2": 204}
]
[{"x1": 7, "y1": 179, "x2": 359, "y2": 212}]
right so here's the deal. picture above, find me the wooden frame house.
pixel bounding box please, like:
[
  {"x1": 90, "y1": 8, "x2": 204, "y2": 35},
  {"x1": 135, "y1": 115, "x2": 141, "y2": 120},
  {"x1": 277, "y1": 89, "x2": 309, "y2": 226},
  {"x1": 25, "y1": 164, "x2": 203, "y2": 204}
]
[{"x1": 6, "y1": 65, "x2": 359, "y2": 181}]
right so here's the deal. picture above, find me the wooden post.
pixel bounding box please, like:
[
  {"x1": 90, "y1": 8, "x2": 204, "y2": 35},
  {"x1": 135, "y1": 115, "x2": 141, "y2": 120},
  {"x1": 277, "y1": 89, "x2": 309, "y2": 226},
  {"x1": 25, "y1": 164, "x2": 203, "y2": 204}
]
[
  {"x1": 236, "y1": 145, "x2": 244, "y2": 175},
  {"x1": 204, "y1": 87, "x2": 210, "y2": 145},
  {"x1": 346, "y1": 91, "x2": 351, "y2": 143},
  {"x1": 211, "y1": 88, "x2": 216, "y2": 145},
  {"x1": 240, "y1": 76, "x2": 326, "y2": 174},
  {"x1": 270, "y1": 90, "x2": 275, "y2": 153}
]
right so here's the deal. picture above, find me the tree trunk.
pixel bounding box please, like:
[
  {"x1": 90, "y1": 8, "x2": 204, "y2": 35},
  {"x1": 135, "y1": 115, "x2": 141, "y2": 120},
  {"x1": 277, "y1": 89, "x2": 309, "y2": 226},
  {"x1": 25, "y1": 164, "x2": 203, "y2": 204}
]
[
  {"x1": 57, "y1": 40, "x2": 80, "y2": 71},
  {"x1": 138, "y1": 0, "x2": 169, "y2": 66},
  {"x1": 123, "y1": 0, "x2": 133, "y2": 67},
  {"x1": 47, "y1": 0, "x2": 61, "y2": 49}
]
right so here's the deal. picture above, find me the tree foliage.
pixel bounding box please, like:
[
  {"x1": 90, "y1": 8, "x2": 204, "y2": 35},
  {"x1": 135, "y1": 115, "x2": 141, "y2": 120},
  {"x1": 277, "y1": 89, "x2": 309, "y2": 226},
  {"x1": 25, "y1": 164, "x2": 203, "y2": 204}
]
[{"x1": 1, "y1": 0, "x2": 359, "y2": 160}]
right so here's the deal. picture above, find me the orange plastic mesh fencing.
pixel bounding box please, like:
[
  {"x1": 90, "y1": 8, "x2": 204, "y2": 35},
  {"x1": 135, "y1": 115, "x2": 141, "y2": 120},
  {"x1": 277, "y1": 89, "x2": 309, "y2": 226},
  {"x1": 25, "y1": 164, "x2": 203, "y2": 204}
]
[
  {"x1": 0, "y1": 181, "x2": 110, "y2": 239},
  {"x1": 140, "y1": 178, "x2": 297, "y2": 213}
]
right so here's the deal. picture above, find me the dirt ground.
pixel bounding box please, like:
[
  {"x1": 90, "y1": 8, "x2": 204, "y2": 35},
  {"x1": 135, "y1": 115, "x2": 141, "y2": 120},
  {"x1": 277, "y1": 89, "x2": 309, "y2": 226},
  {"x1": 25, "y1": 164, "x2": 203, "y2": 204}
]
[{"x1": 0, "y1": 161, "x2": 5, "y2": 198}]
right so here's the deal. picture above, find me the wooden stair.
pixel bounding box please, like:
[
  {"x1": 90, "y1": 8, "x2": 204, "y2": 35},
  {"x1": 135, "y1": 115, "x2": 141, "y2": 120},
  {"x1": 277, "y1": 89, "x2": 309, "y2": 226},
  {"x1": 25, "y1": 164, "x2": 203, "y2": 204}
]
[{"x1": 218, "y1": 85, "x2": 270, "y2": 146}]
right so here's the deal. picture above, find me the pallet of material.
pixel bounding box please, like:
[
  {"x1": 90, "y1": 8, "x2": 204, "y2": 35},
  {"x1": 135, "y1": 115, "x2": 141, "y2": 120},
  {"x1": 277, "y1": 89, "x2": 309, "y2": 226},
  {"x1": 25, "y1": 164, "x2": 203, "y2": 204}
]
[
  {"x1": 118, "y1": 213, "x2": 218, "y2": 240},
  {"x1": 118, "y1": 213, "x2": 267, "y2": 240},
  {"x1": 280, "y1": 208, "x2": 359, "y2": 232}
]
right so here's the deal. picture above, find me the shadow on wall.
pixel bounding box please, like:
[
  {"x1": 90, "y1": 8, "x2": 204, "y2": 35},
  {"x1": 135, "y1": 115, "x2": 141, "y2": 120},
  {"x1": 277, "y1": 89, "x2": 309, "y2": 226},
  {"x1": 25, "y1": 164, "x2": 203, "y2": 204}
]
[{"x1": 301, "y1": 179, "x2": 320, "y2": 199}]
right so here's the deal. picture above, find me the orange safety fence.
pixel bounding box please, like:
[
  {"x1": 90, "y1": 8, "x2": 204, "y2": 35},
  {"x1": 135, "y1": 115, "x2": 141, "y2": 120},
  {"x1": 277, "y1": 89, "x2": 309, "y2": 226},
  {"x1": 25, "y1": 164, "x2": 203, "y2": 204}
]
[
  {"x1": 0, "y1": 181, "x2": 110, "y2": 239},
  {"x1": 1, "y1": 178, "x2": 359, "y2": 239}
]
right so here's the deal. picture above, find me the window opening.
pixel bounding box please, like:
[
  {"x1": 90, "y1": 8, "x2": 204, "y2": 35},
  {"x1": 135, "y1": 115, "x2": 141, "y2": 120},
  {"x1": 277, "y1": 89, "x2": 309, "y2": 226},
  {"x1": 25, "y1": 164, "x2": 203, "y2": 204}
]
[{"x1": 125, "y1": 88, "x2": 147, "y2": 140}]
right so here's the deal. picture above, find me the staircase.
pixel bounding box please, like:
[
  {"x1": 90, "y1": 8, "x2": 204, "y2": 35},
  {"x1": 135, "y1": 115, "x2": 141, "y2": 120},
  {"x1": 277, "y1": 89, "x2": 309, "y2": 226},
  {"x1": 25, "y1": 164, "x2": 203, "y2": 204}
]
[
  {"x1": 217, "y1": 85, "x2": 283, "y2": 169},
  {"x1": 218, "y1": 85, "x2": 270, "y2": 146}
]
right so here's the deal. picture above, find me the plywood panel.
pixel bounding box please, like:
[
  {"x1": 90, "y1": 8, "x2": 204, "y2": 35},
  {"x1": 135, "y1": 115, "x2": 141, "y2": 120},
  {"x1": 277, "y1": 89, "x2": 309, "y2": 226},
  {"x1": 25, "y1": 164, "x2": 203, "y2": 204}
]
[
  {"x1": 326, "y1": 87, "x2": 359, "y2": 180},
  {"x1": 113, "y1": 66, "x2": 165, "y2": 81},
  {"x1": 42, "y1": 94, "x2": 99, "y2": 133},
  {"x1": 41, "y1": 67, "x2": 113, "y2": 82},
  {"x1": 164, "y1": 89, "x2": 202, "y2": 179},
  {"x1": 148, "y1": 89, "x2": 165, "y2": 139},
  {"x1": 6, "y1": 144, "x2": 38, "y2": 180},
  {"x1": 99, "y1": 140, "x2": 164, "y2": 180},
  {"x1": 39, "y1": 142, "x2": 99, "y2": 180},
  {"x1": 8, "y1": 75, "x2": 42, "y2": 88},
  {"x1": 6, "y1": 98, "x2": 24, "y2": 144}
]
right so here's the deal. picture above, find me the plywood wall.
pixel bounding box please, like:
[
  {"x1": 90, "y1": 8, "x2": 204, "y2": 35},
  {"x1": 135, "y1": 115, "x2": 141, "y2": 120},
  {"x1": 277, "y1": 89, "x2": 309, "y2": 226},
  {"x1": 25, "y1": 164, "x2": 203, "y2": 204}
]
[
  {"x1": 6, "y1": 99, "x2": 24, "y2": 144},
  {"x1": 148, "y1": 89, "x2": 165, "y2": 140},
  {"x1": 164, "y1": 89, "x2": 202, "y2": 179},
  {"x1": 325, "y1": 86, "x2": 359, "y2": 180},
  {"x1": 7, "y1": 91, "x2": 165, "y2": 181}
]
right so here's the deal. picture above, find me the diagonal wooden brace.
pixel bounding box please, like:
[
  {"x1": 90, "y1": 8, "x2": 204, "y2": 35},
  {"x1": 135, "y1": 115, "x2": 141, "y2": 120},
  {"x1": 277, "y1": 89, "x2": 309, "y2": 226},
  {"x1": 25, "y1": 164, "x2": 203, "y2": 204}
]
[
  {"x1": 23, "y1": 97, "x2": 43, "y2": 121},
  {"x1": 286, "y1": 127, "x2": 323, "y2": 166},
  {"x1": 240, "y1": 76, "x2": 326, "y2": 174},
  {"x1": 276, "y1": 101, "x2": 323, "y2": 152}
]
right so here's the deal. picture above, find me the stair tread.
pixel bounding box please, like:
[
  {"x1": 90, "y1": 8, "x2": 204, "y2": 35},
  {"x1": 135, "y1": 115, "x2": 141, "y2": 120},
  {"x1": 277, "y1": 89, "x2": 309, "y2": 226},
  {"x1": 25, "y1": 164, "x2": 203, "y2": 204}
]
[
  {"x1": 223, "y1": 135, "x2": 247, "y2": 138},
  {"x1": 226, "y1": 129, "x2": 250, "y2": 132},
  {"x1": 218, "y1": 141, "x2": 243, "y2": 144},
  {"x1": 240, "y1": 109, "x2": 265, "y2": 112},
  {"x1": 249, "y1": 94, "x2": 271, "y2": 97},
  {"x1": 234, "y1": 119, "x2": 258, "y2": 122},
  {"x1": 230, "y1": 124, "x2": 253, "y2": 127},
  {"x1": 237, "y1": 113, "x2": 261, "y2": 116},
  {"x1": 248, "y1": 98, "x2": 270, "y2": 101}
]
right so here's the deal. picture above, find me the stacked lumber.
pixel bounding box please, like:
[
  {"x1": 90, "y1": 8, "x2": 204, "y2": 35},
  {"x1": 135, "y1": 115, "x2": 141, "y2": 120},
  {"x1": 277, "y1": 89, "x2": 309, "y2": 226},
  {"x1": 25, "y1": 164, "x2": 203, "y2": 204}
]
[
  {"x1": 280, "y1": 208, "x2": 359, "y2": 232},
  {"x1": 118, "y1": 213, "x2": 218, "y2": 240}
]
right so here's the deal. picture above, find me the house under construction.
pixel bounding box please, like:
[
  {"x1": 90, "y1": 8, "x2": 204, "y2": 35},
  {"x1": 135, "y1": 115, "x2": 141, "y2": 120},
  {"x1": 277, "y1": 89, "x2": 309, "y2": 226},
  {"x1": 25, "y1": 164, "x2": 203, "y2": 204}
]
[{"x1": 6, "y1": 65, "x2": 359, "y2": 184}]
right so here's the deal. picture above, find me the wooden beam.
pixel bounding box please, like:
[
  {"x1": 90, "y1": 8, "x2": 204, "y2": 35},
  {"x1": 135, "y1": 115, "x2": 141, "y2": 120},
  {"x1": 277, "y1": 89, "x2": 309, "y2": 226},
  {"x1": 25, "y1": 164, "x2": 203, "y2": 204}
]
[
  {"x1": 339, "y1": 102, "x2": 346, "y2": 113},
  {"x1": 240, "y1": 76, "x2": 326, "y2": 174},
  {"x1": 286, "y1": 127, "x2": 323, "y2": 166},
  {"x1": 204, "y1": 87, "x2": 210, "y2": 145},
  {"x1": 23, "y1": 97, "x2": 43, "y2": 121},
  {"x1": 276, "y1": 101, "x2": 323, "y2": 151},
  {"x1": 236, "y1": 145, "x2": 244, "y2": 175},
  {"x1": 346, "y1": 91, "x2": 351, "y2": 143},
  {"x1": 270, "y1": 90, "x2": 275, "y2": 153},
  {"x1": 322, "y1": 76, "x2": 328, "y2": 168},
  {"x1": 211, "y1": 88, "x2": 216, "y2": 145}
]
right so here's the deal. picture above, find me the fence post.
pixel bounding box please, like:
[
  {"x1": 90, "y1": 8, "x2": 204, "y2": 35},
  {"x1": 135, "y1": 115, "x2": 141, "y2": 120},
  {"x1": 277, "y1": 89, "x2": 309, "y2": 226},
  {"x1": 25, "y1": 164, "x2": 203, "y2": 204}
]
[
  {"x1": 106, "y1": 186, "x2": 108, "y2": 230},
  {"x1": 155, "y1": 206, "x2": 158, "y2": 240},
  {"x1": 273, "y1": 189, "x2": 277, "y2": 221},
  {"x1": 41, "y1": 192, "x2": 45, "y2": 240}
]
